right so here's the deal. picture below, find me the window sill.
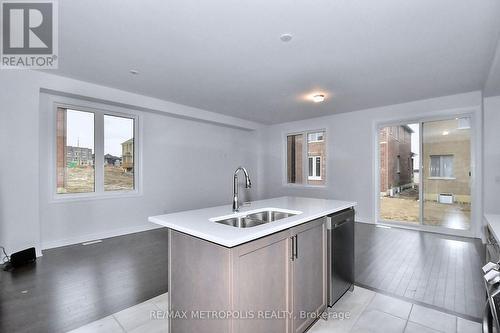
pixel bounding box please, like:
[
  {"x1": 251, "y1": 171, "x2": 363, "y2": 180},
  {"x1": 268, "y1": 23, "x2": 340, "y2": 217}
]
[
  {"x1": 307, "y1": 177, "x2": 322, "y2": 181},
  {"x1": 51, "y1": 190, "x2": 142, "y2": 203},
  {"x1": 427, "y1": 177, "x2": 456, "y2": 180}
]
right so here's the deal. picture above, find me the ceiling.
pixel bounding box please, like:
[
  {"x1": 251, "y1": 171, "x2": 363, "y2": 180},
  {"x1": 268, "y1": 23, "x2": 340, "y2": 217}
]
[{"x1": 52, "y1": 0, "x2": 500, "y2": 124}]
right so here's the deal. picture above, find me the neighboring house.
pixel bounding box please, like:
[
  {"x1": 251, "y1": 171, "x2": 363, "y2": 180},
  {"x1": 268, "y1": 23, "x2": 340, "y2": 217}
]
[
  {"x1": 379, "y1": 125, "x2": 414, "y2": 194},
  {"x1": 66, "y1": 146, "x2": 94, "y2": 166},
  {"x1": 121, "y1": 138, "x2": 134, "y2": 172},
  {"x1": 307, "y1": 132, "x2": 326, "y2": 186},
  {"x1": 104, "y1": 154, "x2": 121, "y2": 166},
  {"x1": 286, "y1": 132, "x2": 326, "y2": 186},
  {"x1": 422, "y1": 119, "x2": 471, "y2": 204}
]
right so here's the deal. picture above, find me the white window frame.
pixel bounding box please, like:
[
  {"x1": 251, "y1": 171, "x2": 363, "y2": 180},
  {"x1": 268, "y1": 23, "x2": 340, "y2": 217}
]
[
  {"x1": 49, "y1": 100, "x2": 142, "y2": 202},
  {"x1": 283, "y1": 129, "x2": 327, "y2": 187},
  {"x1": 308, "y1": 156, "x2": 322, "y2": 180}
]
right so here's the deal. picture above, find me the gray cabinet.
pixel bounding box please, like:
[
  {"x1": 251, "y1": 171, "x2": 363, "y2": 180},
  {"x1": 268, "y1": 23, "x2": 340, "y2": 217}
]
[
  {"x1": 168, "y1": 217, "x2": 327, "y2": 333},
  {"x1": 168, "y1": 230, "x2": 232, "y2": 333},
  {"x1": 290, "y1": 217, "x2": 327, "y2": 333},
  {"x1": 232, "y1": 229, "x2": 292, "y2": 333}
]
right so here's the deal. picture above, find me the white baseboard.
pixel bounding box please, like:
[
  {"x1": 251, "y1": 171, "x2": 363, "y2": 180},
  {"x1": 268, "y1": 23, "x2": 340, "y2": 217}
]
[
  {"x1": 41, "y1": 223, "x2": 164, "y2": 251},
  {"x1": 355, "y1": 219, "x2": 375, "y2": 224}
]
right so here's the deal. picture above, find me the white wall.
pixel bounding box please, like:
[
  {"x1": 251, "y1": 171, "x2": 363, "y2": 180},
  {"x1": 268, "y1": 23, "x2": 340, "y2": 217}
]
[
  {"x1": 483, "y1": 96, "x2": 500, "y2": 214},
  {"x1": 258, "y1": 91, "x2": 483, "y2": 237},
  {"x1": 0, "y1": 70, "x2": 261, "y2": 256},
  {"x1": 0, "y1": 68, "x2": 493, "y2": 256}
]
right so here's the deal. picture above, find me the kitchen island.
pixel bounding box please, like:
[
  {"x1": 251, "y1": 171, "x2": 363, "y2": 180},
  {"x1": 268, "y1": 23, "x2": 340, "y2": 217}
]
[{"x1": 149, "y1": 196, "x2": 356, "y2": 333}]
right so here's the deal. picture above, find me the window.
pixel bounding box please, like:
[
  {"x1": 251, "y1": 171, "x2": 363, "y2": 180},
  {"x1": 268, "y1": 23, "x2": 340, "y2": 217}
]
[
  {"x1": 55, "y1": 106, "x2": 138, "y2": 197},
  {"x1": 286, "y1": 130, "x2": 326, "y2": 186},
  {"x1": 430, "y1": 155, "x2": 454, "y2": 178},
  {"x1": 56, "y1": 108, "x2": 95, "y2": 194},
  {"x1": 104, "y1": 115, "x2": 135, "y2": 191},
  {"x1": 308, "y1": 156, "x2": 321, "y2": 180},
  {"x1": 307, "y1": 132, "x2": 324, "y2": 142}
]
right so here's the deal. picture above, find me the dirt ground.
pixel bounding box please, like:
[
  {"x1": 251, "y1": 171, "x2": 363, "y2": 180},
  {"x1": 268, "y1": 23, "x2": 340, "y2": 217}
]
[
  {"x1": 380, "y1": 196, "x2": 471, "y2": 230},
  {"x1": 104, "y1": 166, "x2": 134, "y2": 191},
  {"x1": 58, "y1": 166, "x2": 133, "y2": 193}
]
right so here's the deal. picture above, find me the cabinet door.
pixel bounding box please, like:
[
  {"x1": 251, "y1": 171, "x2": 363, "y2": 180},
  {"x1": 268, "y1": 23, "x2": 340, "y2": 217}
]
[
  {"x1": 232, "y1": 229, "x2": 292, "y2": 333},
  {"x1": 169, "y1": 230, "x2": 232, "y2": 333},
  {"x1": 290, "y1": 218, "x2": 327, "y2": 333}
]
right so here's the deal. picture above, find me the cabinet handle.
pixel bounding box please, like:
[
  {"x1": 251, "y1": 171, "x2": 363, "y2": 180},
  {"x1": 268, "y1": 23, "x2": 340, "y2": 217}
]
[
  {"x1": 290, "y1": 236, "x2": 295, "y2": 261},
  {"x1": 294, "y1": 235, "x2": 298, "y2": 259}
]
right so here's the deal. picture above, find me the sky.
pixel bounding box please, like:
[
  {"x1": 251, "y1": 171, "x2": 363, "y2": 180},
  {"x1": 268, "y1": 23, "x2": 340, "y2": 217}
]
[
  {"x1": 408, "y1": 123, "x2": 420, "y2": 169},
  {"x1": 66, "y1": 110, "x2": 133, "y2": 157}
]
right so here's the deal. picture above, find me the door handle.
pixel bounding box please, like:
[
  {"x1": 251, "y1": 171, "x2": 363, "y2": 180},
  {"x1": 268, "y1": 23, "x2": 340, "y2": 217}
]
[
  {"x1": 290, "y1": 236, "x2": 295, "y2": 261},
  {"x1": 294, "y1": 235, "x2": 298, "y2": 259}
]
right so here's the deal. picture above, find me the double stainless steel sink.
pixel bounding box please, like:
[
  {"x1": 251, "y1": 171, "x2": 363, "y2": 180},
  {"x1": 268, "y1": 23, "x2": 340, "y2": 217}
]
[{"x1": 211, "y1": 209, "x2": 300, "y2": 228}]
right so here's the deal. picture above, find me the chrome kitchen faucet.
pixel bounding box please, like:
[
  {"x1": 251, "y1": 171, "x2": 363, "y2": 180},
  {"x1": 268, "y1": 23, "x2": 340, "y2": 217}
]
[{"x1": 233, "y1": 167, "x2": 251, "y2": 212}]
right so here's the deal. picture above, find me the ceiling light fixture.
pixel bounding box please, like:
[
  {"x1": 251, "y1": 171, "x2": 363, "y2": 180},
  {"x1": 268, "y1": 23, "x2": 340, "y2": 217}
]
[
  {"x1": 280, "y1": 33, "x2": 293, "y2": 42},
  {"x1": 312, "y1": 94, "x2": 325, "y2": 103},
  {"x1": 442, "y1": 130, "x2": 449, "y2": 136},
  {"x1": 129, "y1": 69, "x2": 140, "y2": 75}
]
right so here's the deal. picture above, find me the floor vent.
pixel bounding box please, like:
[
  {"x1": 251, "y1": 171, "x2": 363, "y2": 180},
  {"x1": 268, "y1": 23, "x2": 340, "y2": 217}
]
[{"x1": 82, "y1": 240, "x2": 103, "y2": 246}]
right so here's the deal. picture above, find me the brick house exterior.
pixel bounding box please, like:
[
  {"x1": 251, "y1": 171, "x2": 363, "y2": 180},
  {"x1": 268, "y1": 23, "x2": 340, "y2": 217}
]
[
  {"x1": 379, "y1": 125, "x2": 414, "y2": 193},
  {"x1": 287, "y1": 132, "x2": 326, "y2": 185},
  {"x1": 422, "y1": 119, "x2": 471, "y2": 203}
]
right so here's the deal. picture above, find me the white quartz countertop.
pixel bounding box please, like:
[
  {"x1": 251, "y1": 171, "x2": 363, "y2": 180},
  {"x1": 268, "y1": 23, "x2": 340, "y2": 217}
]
[
  {"x1": 149, "y1": 196, "x2": 357, "y2": 247},
  {"x1": 486, "y1": 214, "x2": 500, "y2": 242}
]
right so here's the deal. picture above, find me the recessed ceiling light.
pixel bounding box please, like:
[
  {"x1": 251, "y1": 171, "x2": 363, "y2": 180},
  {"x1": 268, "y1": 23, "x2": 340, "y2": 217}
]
[
  {"x1": 280, "y1": 33, "x2": 293, "y2": 42},
  {"x1": 442, "y1": 130, "x2": 449, "y2": 136},
  {"x1": 312, "y1": 94, "x2": 325, "y2": 103},
  {"x1": 129, "y1": 69, "x2": 140, "y2": 75}
]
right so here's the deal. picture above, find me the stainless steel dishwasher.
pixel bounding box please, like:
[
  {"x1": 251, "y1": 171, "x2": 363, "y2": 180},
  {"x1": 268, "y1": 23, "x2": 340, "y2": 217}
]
[{"x1": 327, "y1": 208, "x2": 355, "y2": 307}]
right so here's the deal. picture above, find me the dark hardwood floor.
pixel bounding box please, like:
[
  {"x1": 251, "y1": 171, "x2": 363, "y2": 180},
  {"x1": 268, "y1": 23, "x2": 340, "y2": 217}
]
[
  {"x1": 0, "y1": 229, "x2": 168, "y2": 333},
  {"x1": 355, "y1": 222, "x2": 485, "y2": 321},
  {"x1": 0, "y1": 223, "x2": 485, "y2": 332}
]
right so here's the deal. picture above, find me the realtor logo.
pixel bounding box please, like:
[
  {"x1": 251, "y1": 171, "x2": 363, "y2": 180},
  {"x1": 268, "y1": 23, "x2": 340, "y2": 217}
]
[{"x1": 1, "y1": 0, "x2": 58, "y2": 69}]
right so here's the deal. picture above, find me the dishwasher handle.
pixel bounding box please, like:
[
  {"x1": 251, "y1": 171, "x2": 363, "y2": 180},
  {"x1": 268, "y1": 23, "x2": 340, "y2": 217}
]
[
  {"x1": 327, "y1": 209, "x2": 354, "y2": 229},
  {"x1": 333, "y1": 219, "x2": 353, "y2": 229}
]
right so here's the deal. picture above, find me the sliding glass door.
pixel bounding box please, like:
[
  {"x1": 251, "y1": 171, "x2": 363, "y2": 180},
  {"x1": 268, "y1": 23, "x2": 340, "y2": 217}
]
[{"x1": 378, "y1": 116, "x2": 472, "y2": 232}]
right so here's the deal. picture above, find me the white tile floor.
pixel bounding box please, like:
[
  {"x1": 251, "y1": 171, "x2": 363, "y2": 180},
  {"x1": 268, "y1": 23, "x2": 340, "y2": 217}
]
[
  {"x1": 68, "y1": 287, "x2": 482, "y2": 333},
  {"x1": 309, "y1": 288, "x2": 482, "y2": 333},
  {"x1": 68, "y1": 294, "x2": 169, "y2": 333}
]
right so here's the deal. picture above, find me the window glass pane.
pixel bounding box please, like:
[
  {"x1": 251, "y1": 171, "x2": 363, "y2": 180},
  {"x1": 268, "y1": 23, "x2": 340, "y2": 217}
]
[
  {"x1": 442, "y1": 155, "x2": 454, "y2": 178},
  {"x1": 56, "y1": 108, "x2": 95, "y2": 194},
  {"x1": 307, "y1": 132, "x2": 324, "y2": 142},
  {"x1": 308, "y1": 157, "x2": 313, "y2": 177},
  {"x1": 307, "y1": 131, "x2": 325, "y2": 185},
  {"x1": 422, "y1": 118, "x2": 470, "y2": 230},
  {"x1": 287, "y1": 134, "x2": 303, "y2": 184},
  {"x1": 430, "y1": 156, "x2": 440, "y2": 177},
  {"x1": 104, "y1": 115, "x2": 134, "y2": 191}
]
